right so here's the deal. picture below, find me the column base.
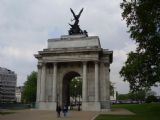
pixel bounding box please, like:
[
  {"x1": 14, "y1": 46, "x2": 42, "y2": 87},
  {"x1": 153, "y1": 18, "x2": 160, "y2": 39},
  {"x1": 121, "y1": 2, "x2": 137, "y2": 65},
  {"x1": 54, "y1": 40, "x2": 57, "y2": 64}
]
[
  {"x1": 82, "y1": 101, "x2": 101, "y2": 111},
  {"x1": 36, "y1": 102, "x2": 57, "y2": 110}
]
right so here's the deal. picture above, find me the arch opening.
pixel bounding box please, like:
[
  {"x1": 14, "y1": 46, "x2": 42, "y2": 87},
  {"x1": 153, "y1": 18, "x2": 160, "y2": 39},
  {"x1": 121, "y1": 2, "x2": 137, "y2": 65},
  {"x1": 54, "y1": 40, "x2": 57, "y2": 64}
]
[{"x1": 62, "y1": 71, "x2": 82, "y2": 110}]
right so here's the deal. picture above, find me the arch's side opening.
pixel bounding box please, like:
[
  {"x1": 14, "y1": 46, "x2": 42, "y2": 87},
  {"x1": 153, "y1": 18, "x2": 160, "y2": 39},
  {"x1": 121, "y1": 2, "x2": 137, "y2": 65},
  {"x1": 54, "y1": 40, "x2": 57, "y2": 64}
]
[{"x1": 62, "y1": 72, "x2": 82, "y2": 111}]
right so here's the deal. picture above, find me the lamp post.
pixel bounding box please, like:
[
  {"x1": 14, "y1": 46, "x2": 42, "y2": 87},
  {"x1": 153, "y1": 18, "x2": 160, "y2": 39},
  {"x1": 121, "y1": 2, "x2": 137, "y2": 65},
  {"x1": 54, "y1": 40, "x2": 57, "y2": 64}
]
[
  {"x1": 74, "y1": 85, "x2": 77, "y2": 106},
  {"x1": 77, "y1": 79, "x2": 81, "y2": 111},
  {"x1": 78, "y1": 94, "x2": 80, "y2": 111}
]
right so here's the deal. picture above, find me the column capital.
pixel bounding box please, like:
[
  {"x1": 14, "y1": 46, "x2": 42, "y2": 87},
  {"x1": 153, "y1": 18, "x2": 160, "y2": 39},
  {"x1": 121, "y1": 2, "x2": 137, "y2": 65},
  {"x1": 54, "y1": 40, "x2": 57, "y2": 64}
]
[
  {"x1": 82, "y1": 61, "x2": 88, "y2": 65},
  {"x1": 94, "y1": 61, "x2": 100, "y2": 64},
  {"x1": 41, "y1": 62, "x2": 46, "y2": 66},
  {"x1": 37, "y1": 62, "x2": 42, "y2": 69},
  {"x1": 52, "y1": 62, "x2": 57, "y2": 65},
  {"x1": 103, "y1": 62, "x2": 109, "y2": 67}
]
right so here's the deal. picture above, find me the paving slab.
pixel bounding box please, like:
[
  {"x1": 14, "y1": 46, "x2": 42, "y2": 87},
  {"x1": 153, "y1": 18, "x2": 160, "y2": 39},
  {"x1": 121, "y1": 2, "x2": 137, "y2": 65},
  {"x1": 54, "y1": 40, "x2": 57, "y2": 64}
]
[{"x1": 0, "y1": 108, "x2": 134, "y2": 120}]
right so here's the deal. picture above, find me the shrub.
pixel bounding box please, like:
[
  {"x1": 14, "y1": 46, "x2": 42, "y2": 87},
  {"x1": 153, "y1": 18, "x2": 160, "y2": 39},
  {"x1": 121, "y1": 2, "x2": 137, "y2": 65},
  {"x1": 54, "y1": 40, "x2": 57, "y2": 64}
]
[{"x1": 146, "y1": 95, "x2": 158, "y2": 103}]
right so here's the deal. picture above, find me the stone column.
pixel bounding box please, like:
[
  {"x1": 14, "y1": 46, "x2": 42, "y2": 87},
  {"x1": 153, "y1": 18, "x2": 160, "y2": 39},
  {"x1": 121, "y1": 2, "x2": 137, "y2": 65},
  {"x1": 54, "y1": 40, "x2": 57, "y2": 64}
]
[
  {"x1": 95, "y1": 61, "x2": 99, "y2": 102},
  {"x1": 36, "y1": 63, "x2": 42, "y2": 102},
  {"x1": 105, "y1": 62, "x2": 110, "y2": 100},
  {"x1": 40, "y1": 63, "x2": 46, "y2": 102},
  {"x1": 52, "y1": 63, "x2": 57, "y2": 102},
  {"x1": 82, "y1": 62, "x2": 87, "y2": 102}
]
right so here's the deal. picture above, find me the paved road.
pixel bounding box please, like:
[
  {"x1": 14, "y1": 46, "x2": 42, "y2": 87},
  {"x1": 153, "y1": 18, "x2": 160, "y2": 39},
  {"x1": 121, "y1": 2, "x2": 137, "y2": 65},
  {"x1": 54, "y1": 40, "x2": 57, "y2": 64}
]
[{"x1": 0, "y1": 108, "x2": 134, "y2": 120}]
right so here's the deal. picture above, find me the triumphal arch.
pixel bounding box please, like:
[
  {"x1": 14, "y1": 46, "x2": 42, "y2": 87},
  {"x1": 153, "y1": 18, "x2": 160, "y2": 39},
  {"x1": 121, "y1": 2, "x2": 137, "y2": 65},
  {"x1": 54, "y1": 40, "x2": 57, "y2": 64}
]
[{"x1": 35, "y1": 8, "x2": 113, "y2": 111}]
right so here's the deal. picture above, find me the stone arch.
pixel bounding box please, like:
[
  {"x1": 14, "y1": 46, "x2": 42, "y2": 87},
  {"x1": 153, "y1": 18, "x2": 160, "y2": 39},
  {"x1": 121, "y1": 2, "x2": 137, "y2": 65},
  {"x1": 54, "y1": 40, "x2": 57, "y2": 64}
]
[
  {"x1": 35, "y1": 35, "x2": 113, "y2": 111},
  {"x1": 62, "y1": 71, "x2": 81, "y2": 107}
]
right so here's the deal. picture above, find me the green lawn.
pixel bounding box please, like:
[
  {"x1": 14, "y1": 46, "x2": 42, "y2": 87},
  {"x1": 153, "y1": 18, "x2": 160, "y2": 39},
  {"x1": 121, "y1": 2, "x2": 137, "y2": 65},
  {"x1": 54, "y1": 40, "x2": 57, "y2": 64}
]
[{"x1": 95, "y1": 103, "x2": 160, "y2": 120}]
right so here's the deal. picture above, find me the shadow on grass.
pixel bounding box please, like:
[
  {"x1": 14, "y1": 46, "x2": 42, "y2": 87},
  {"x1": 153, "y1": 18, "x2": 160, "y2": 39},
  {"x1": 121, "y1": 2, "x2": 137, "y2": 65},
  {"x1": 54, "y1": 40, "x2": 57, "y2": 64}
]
[
  {"x1": 0, "y1": 111, "x2": 16, "y2": 115},
  {"x1": 95, "y1": 103, "x2": 160, "y2": 120},
  {"x1": 96, "y1": 114, "x2": 135, "y2": 120}
]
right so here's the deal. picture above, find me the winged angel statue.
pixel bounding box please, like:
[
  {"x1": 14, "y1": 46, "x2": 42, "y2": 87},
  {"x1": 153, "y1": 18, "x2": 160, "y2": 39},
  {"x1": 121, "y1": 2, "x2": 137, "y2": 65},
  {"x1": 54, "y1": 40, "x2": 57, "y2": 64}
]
[{"x1": 68, "y1": 8, "x2": 88, "y2": 36}]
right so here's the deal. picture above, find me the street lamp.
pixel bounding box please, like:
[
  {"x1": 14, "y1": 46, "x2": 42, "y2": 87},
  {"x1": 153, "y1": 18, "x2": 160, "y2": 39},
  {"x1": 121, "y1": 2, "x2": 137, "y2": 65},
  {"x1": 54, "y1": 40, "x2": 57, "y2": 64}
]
[
  {"x1": 77, "y1": 79, "x2": 81, "y2": 111},
  {"x1": 74, "y1": 85, "x2": 77, "y2": 106}
]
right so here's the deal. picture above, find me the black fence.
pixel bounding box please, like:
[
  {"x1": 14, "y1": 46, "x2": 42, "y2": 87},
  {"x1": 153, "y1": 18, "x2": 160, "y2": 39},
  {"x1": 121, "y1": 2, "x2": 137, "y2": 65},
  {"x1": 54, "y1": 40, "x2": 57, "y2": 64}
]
[{"x1": 0, "y1": 103, "x2": 35, "y2": 109}]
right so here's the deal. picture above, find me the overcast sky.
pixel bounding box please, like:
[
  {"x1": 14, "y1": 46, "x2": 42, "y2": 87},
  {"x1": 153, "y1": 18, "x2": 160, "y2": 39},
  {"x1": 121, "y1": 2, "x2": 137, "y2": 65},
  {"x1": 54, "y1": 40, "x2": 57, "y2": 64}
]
[{"x1": 0, "y1": 0, "x2": 159, "y2": 95}]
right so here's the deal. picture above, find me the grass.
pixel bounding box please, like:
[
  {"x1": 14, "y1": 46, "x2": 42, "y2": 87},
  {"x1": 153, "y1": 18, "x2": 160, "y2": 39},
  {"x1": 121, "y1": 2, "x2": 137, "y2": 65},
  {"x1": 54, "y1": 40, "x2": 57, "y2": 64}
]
[
  {"x1": 95, "y1": 103, "x2": 160, "y2": 120},
  {"x1": 0, "y1": 111, "x2": 16, "y2": 115}
]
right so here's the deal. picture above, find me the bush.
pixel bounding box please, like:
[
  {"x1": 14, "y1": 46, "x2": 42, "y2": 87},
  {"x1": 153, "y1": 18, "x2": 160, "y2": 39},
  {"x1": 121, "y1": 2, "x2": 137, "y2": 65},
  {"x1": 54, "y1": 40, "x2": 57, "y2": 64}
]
[{"x1": 146, "y1": 95, "x2": 158, "y2": 103}]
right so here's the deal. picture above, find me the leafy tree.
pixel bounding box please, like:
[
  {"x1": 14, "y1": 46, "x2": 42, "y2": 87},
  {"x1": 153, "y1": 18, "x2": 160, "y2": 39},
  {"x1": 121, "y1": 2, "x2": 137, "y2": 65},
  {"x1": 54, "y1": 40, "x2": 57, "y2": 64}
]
[
  {"x1": 21, "y1": 71, "x2": 37, "y2": 103},
  {"x1": 70, "y1": 77, "x2": 82, "y2": 98},
  {"x1": 146, "y1": 90, "x2": 157, "y2": 97},
  {"x1": 146, "y1": 95, "x2": 158, "y2": 103},
  {"x1": 117, "y1": 94, "x2": 129, "y2": 100},
  {"x1": 117, "y1": 91, "x2": 146, "y2": 102},
  {"x1": 128, "y1": 90, "x2": 146, "y2": 102},
  {"x1": 110, "y1": 82, "x2": 115, "y2": 96},
  {"x1": 120, "y1": 0, "x2": 160, "y2": 92}
]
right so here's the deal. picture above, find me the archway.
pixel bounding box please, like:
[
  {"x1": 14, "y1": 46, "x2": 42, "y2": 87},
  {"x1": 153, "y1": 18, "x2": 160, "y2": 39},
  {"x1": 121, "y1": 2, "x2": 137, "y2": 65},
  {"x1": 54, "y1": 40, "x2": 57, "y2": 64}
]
[{"x1": 62, "y1": 71, "x2": 82, "y2": 110}]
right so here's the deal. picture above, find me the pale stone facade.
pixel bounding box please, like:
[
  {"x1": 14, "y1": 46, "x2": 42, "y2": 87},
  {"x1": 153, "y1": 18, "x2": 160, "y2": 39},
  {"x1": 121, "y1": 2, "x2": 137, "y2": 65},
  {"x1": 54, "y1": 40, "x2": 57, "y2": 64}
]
[
  {"x1": 35, "y1": 35, "x2": 113, "y2": 111},
  {"x1": 15, "y1": 86, "x2": 23, "y2": 103},
  {"x1": 0, "y1": 67, "x2": 17, "y2": 102}
]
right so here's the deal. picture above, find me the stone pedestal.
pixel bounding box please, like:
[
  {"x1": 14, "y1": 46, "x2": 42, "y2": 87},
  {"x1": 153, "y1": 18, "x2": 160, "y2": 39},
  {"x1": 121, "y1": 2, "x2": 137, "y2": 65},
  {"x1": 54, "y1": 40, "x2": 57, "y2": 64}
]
[
  {"x1": 37, "y1": 102, "x2": 57, "y2": 110},
  {"x1": 82, "y1": 102, "x2": 100, "y2": 111},
  {"x1": 100, "y1": 100, "x2": 111, "y2": 111}
]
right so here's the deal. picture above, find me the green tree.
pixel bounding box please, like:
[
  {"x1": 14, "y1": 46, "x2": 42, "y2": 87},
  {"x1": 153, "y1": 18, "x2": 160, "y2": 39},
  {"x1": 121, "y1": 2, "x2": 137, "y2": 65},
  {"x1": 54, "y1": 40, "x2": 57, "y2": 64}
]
[
  {"x1": 70, "y1": 77, "x2": 82, "y2": 98},
  {"x1": 22, "y1": 71, "x2": 37, "y2": 103},
  {"x1": 146, "y1": 90, "x2": 157, "y2": 97},
  {"x1": 120, "y1": 0, "x2": 160, "y2": 92},
  {"x1": 146, "y1": 95, "x2": 158, "y2": 103},
  {"x1": 117, "y1": 94, "x2": 129, "y2": 100},
  {"x1": 120, "y1": 52, "x2": 151, "y2": 92},
  {"x1": 110, "y1": 82, "x2": 115, "y2": 96},
  {"x1": 128, "y1": 90, "x2": 146, "y2": 102}
]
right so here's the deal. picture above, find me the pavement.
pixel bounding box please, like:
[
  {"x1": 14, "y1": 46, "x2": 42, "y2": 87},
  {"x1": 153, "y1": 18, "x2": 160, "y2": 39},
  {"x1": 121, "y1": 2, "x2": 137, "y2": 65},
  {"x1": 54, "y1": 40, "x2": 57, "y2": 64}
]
[{"x1": 0, "y1": 108, "x2": 134, "y2": 120}]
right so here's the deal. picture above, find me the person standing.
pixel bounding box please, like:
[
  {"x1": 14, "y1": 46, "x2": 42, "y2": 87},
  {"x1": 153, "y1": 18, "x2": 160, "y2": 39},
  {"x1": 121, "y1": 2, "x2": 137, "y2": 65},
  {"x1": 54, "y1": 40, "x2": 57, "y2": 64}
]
[
  {"x1": 56, "y1": 105, "x2": 61, "y2": 117},
  {"x1": 63, "y1": 104, "x2": 68, "y2": 117}
]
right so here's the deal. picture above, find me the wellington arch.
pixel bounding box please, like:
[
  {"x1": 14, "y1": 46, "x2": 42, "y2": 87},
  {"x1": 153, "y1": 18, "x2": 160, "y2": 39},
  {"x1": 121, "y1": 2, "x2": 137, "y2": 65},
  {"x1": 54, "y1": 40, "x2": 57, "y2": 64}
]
[{"x1": 35, "y1": 34, "x2": 113, "y2": 111}]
